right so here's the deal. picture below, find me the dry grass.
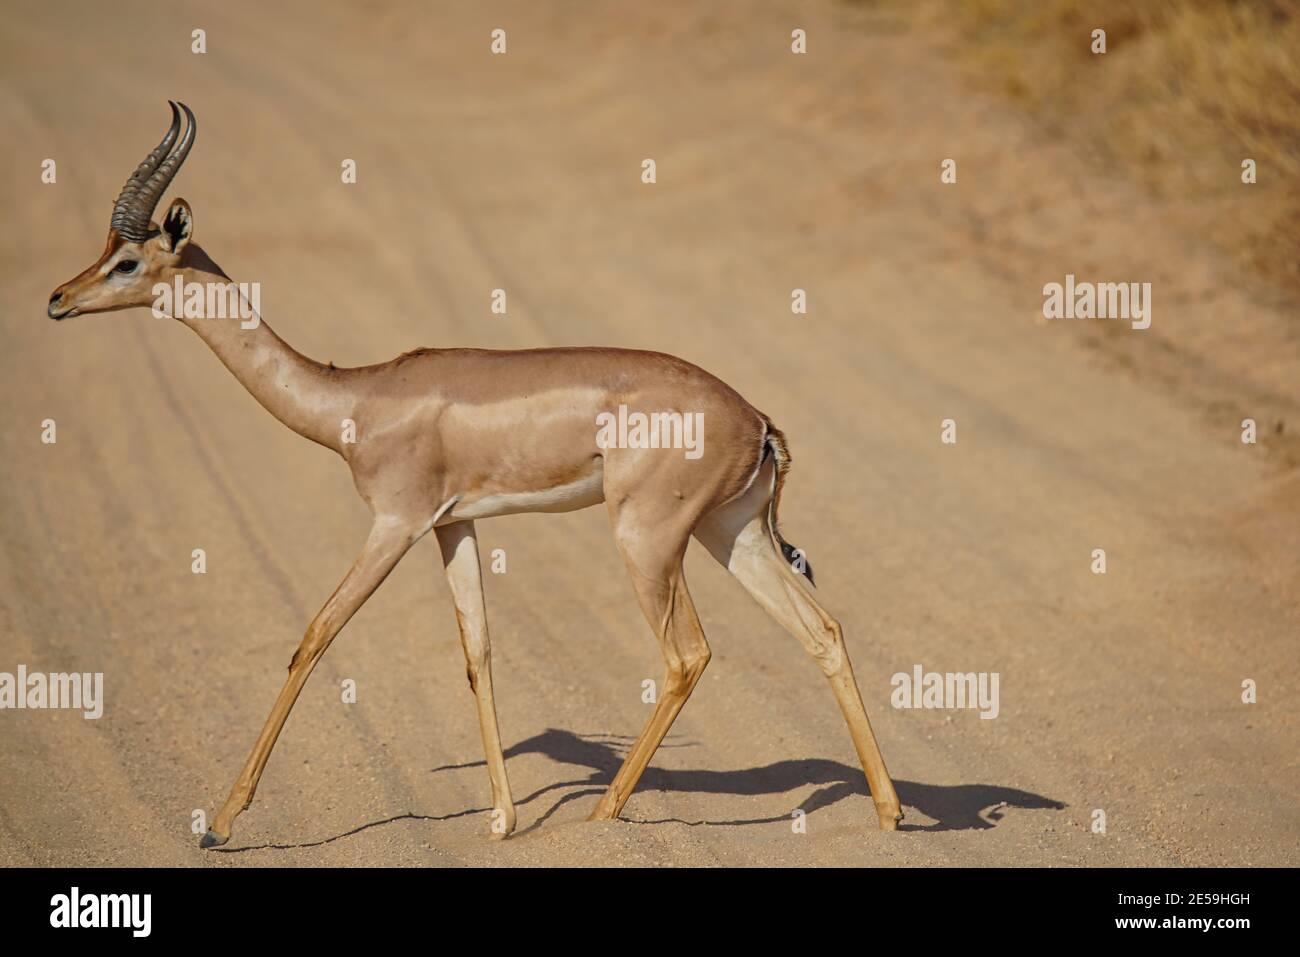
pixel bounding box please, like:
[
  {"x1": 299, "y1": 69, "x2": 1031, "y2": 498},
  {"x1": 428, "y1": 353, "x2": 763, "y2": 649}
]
[{"x1": 890, "y1": 0, "x2": 1300, "y2": 293}]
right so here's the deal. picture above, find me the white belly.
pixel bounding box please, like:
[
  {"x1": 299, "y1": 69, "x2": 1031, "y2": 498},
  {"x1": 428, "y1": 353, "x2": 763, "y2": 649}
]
[{"x1": 444, "y1": 459, "x2": 605, "y2": 521}]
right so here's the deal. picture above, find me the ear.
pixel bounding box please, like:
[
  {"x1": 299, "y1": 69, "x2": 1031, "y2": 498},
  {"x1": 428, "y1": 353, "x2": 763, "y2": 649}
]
[{"x1": 159, "y1": 198, "x2": 193, "y2": 254}]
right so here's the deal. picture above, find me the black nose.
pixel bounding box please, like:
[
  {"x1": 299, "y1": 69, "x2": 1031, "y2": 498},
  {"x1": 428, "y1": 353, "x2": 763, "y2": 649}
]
[
  {"x1": 48, "y1": 291, "x2": 66, "y2": 320},
  {"x1": 49, "y1": 292, "x2": 62, "y2": 305}
]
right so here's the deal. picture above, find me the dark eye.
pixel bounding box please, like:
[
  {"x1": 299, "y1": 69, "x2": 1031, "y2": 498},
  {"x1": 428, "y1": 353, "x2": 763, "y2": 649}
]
[{"x1": 113, "y1": 260, "x2": 139, "y2": 274}]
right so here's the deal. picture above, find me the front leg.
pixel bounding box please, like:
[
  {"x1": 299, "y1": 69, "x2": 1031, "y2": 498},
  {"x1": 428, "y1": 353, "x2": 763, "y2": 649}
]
[
  {"x1": 436, "y1": 520, "x2": 516, "y2": 838},
  {"x1": 201, "y1": 517, "x2": 419, "y2": 849}
]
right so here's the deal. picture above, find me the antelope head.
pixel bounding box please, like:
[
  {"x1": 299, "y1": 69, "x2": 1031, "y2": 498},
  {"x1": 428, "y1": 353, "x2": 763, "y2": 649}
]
[{"x1": 48, "y1": 101, "x2": 198, "y2": 320}]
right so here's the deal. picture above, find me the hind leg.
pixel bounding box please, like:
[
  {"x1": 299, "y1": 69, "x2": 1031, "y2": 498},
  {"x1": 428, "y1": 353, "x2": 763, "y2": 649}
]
[
  {"x1": 589, "y1": 499, "x2": 712, "y2": 821},
  {"x1": 695, "y1": 487, "x2": 902, "y2": 829}
]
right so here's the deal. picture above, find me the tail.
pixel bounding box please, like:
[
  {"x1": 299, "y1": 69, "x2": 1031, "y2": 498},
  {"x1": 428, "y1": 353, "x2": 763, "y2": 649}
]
[{"x1": 762, "y1": 423, "x2": 815, "y2": 586}]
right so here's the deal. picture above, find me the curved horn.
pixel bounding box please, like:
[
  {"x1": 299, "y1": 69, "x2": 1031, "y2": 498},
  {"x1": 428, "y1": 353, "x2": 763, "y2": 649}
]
[
  {"x1": 109, "y1": 101, "x2": 180, "y2": 239},
  {"x1": 109, "y1": 102, "x2": 196, "y2": 242}
]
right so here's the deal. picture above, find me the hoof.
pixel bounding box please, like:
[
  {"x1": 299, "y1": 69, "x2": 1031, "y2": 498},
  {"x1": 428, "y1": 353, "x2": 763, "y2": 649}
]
[
  {"x1": 199, "y1": 829, "x2": 229, "y2": 849},
  {"x1": 877, "y1": 807, "x2": 903, "y2": 831},
  {"x1": 587, "y1": 792, "x2": 623, "y2": 822},
  {"x1": 488, "y1": 807, "x2": 516, "y2": 840}
]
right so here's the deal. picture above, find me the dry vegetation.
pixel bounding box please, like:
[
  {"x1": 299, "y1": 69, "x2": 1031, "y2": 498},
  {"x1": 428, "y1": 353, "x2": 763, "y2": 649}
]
[{"x1": 890, "y1": 0, "x2": 1300, "y2": 294}]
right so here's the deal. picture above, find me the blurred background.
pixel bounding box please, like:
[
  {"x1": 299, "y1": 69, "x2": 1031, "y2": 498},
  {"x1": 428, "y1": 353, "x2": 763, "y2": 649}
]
[{"x1": 905, "y1": 0, "x2": 1299, "y2": 291}]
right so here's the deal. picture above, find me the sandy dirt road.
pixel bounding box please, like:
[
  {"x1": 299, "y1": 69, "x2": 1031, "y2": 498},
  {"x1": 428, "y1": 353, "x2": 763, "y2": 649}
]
[{"x1": 1, "y1": 1, "x2": 1296, "y2": 867}]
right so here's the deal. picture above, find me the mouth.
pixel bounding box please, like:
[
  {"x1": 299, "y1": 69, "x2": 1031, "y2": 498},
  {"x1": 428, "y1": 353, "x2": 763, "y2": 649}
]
[{"x1": 48, "y1": 307, "x2": 78, "y2": 321}]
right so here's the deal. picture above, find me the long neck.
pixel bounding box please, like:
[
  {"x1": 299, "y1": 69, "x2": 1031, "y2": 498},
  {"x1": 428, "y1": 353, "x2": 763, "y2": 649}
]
[{"x1": 169, "y1": 245, "x2": 353, "y2": 454}]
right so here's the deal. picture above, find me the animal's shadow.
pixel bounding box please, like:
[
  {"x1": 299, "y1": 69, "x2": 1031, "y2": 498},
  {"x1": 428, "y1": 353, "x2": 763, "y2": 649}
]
[
  {"x1": 217, "y1": 727, "x2": 1064, "y2": 851},
  {"x1": 485, "y1": 728, "x2": 1066, "y2": 833}
]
